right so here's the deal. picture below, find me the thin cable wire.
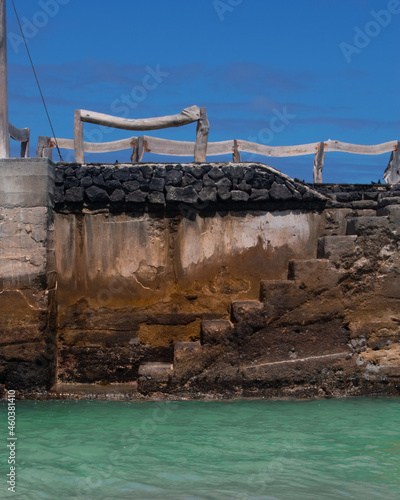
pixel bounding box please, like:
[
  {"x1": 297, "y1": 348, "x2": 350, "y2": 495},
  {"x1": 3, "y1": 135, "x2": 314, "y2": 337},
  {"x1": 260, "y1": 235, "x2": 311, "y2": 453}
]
[{"x1": 10, "y1": 0, "x2": 63, "y2": 160}]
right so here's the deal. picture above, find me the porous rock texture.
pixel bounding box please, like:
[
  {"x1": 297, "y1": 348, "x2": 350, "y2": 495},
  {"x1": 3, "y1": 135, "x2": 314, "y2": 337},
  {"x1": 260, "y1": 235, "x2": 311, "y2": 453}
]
[
  {"x1": 136, "y1": 205, "x2": 400, "y2": 399},
  {"x1": 54, "y1": 162, "x2": 326, "y2": 212}
]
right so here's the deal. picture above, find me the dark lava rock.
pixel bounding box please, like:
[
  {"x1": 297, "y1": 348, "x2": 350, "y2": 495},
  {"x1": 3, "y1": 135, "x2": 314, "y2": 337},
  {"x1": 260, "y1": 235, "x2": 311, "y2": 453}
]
[
  {"x1": 124, "y1": 180, "x2": 140, "y2": 192},
  {"x1": 236, "y1": 180, "x2": 252, "y2": 192},
  {"x1": 166, "y1": 186, "x2": 198, "y2": 204},
  {"x1": 216, "y1": 177, "x2": 232, "y2": 190},
  {"x1": 153, "y1": 166, "x2": 166, "y2": 178},
  {"x1": 203, "y1": 174, "x2": 216, "y2": 187},
  {"x1": 231, "y1": 190, "x2": 249, "y2": 202},
  {"x1": 65, "y1": 186, "x2": 84, "y2": 203},
  {"x1": 113, "y1": 167, "x2": 130, "y2": 181},
  {"x1": 198, "y1": 187, "x2": 217, "y2": 203},
  {"x1": 249, "y1": 189, "x2": 269, "y2": 201},
  {"x1": 55, "y1": 169, "x2": 65, "y2": 184},
  {"x1": 86, "y1": 186, "x2": 110, "y2": 203},
  {"x1": 269, "y1": 182, "x2": 292, "y2": 201},
  {"x1": 243, "y1": 168, "x2": 255, "y2": 182},
  {"x1": 336, "y1": 192, "x2": 362, "y2": 202},
  {"x1": 85, "y1": 166, "x2": 98, "y2": 176},
  {"x1": 165, "y1": 169, "x2": 183, "y2": 186},
  {"x1": 54, "y1": 186, "x2": 65, "y2": 204},
  {"x1": 222, "y1": 165, "x2": 244, "y2": 179},
  {"x1": 105, "y1": 180, "x2": 122, "y2": 192},
  {"x1": 149, "y1": 177, "x2": 166, "y2": 192},
  {"x1": 129, "y1": 167, "x2": 143, "y2": 181},
  {"x1": 148, "y1": 192, "x2": 166, "y2": 204},
  {"x1": 218, "y1": 189, "x2": 231, "y2": 201},
  {"x1": 64, "y1": 176, "x2": 80, "y2": 189},
  {"x1": 93, "y1": 174, "x2": 106, "y2": 187},
  {"x1": 75, "y1": 167, "x2": 87, "y2": 180},
  {"x1": 139, "y1": 165, "x2": 154, "y2": 178},
  {"x1": 216, "y1": 177, "x2": 232, "y2": 200},
  {"x1": 182, "y1": 173, "x2": 196, "y2": 186},
  {"x1": 80, "y1": 176, "x2": 93, "y2": 188},
  {"x1": 126, "y1": 190, "x2": 147, "y2": 203},
  {"x1": 182, "y1": 165, "x2": 205, "y2": 179},
  {"x1": 110, "y1": 189, "x2": 125, "y2": 203},
  {"x1": 208, "y1": 166, "x2": 225, "y2": 181},
  {"x1": 253, "y1": 176, "x2": 273, "y2": 190},
  {"x1": 65, "y1": 166, "x2": 77, "y2": 176},
  {"x1": 102, "y1": 167, "x2": 114, "y2": 180}
]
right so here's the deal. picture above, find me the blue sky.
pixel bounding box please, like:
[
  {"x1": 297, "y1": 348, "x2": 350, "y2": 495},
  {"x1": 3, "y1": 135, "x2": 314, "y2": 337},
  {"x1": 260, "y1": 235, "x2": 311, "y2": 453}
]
[{"x1": 6, "y1": 0, "x2": 400, "y2": 183}]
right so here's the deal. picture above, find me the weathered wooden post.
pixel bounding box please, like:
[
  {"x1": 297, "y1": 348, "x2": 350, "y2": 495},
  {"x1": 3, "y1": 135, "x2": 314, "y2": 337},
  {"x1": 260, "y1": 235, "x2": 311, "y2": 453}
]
[
  {"x1": 383, "y1": 142, "x2": 400, "y2": 184},
  {"x1": 313, "y1": 142, "x2": 325, "y2": 183},
  {"x1": 233, "y1": 139, "x2": 241, "y2": 162},
  {"x1": 74, "y1": 109, "x2": 84, "y2": 163},
  {"x1": 194, "y1": 107, "x2": 209, "y2": 162},
  {"x1": 0, "y1": 0, "x2": 9, "y2": 158}
]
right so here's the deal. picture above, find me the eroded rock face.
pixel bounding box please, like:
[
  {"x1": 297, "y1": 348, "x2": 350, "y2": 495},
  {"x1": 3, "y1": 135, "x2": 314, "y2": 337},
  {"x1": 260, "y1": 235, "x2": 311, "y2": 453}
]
[
  {"x1": 53, "y1": 198, "x2": 400, "y2": 399},
  {"x1": 136, "y1": 205, "x2": 400, "y2": 398}
]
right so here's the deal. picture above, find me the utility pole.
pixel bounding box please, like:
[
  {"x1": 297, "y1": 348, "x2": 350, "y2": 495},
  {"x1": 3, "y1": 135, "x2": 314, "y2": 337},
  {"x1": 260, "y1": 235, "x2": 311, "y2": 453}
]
[{"x1": 0, "y1": 0, "x2": 9, "y2": 158}]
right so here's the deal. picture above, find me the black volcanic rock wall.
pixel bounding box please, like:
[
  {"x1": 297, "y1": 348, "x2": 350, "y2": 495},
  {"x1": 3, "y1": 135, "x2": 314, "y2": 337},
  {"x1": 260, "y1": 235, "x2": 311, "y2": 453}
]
[
  {"x1": 54, "y1": 162, "x2": 327, "y2": 212},
  {"x1": 312, "y1": 183, "x2": 400, "y2": 209}
]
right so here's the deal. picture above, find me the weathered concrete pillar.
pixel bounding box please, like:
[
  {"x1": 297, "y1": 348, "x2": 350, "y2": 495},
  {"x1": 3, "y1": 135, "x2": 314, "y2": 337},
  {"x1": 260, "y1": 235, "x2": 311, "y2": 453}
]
[{"x1": 0, "y1": 158, "x2": 56, "y2": 391}]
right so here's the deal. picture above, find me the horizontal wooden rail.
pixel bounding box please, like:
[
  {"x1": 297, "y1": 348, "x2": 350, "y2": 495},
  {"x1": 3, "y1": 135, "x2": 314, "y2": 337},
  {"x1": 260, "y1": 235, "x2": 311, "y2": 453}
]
[
  {"x1": 9, "y1": 122, "x2": 30, "y2": 158},
  {"x1": 73, "y1": 106, "x2": 209, "y2": 164},
  {"x1": 78, "y1": 106, "x2": 201, "y2": 130},
  {"x1": 324, "y1": 139, "x2": 397, "y2": 155},
  {"x1": 37, "y1": 133, "x2": 399, "y2": 184}
]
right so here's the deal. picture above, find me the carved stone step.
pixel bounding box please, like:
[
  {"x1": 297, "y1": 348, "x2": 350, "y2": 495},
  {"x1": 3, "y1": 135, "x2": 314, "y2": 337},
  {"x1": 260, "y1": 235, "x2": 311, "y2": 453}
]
[
  {"x1": 231, "y1": 300, "x2": 264, "y2": 324},
  {"x1": 260, "y1": 280, "x2": 305, "y2": 315},
  {"x1": 50, "y1": 383, "x2": 138, "y2": 398},
  {"x1": 174, "y1": 341, "x2": 202, "y2": 359},
  {"x1": 138, "y1": 362, "x2": 173, "y2": 380},
  {"x1": 377, "y1": 205, "x2": 400, "y2": 226},
  {"x1": 317, "y1": 235, "x2": 358, "y2": 263},
  {"x1": 201, "y1": 320, "x2": 233, "y2": 345},
  {"x1": 323, "y1": 208, "x2": 376, "y2": 236},
  {"x1": 137, "y1": 362, "x2": 173, "y2": 393},
  {"x1": 346, "y1": 216, "x2": 390, "y2": 235},
  {"x1": 288, "y1": 259, "x2": 339, "y2": 290},
  {"x1": 260, "y1": 280, "x2": 296, "y2": 299},
  {"x1": 173, "y1": 341, "x2": 204, "y2": 379}
]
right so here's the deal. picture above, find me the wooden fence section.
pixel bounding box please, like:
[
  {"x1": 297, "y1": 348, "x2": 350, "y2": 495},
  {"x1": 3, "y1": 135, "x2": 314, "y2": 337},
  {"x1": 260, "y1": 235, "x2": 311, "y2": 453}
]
[
  {"x1": 73, "y1": 105, "x2": 209, "y2": 163},
  {"x1": 37, "y1": 128, "x2": 398, "y2": 183}
]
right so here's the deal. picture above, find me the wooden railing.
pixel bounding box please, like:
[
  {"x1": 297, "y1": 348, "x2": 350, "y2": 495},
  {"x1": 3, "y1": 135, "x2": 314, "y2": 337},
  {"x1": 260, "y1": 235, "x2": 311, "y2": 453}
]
[
  {"x1": 35, "y1": 105, "x2": 399, "y2": 183},
  {"x1": 9, "y1": 122, "x2": 30, "y2": 158},
  {"x1": 37, "y1": 126, "x2": 399, "y2": 183},
  {"x1": 72, "y1": 105, "x2": 209, "y2": 164}
]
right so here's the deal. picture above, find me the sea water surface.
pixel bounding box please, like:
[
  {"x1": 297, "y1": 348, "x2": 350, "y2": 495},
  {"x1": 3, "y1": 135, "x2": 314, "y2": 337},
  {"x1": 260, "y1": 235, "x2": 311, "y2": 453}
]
[{"x1": 0, "y1": 398, "x2": 399, "y2": 500}]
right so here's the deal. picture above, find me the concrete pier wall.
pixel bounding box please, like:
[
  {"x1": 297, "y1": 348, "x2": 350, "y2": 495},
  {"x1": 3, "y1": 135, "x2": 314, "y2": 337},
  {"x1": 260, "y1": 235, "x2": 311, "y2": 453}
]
[
  {"x1": 1, "y1": 160, "x2": 400, "y2": 399},
  {"x1": 0, "y1": 159, "x2": 56, "y2": 389}
]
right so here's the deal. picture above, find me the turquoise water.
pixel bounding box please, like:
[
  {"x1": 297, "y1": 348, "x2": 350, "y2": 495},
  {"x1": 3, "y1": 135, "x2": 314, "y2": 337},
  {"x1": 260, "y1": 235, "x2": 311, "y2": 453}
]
[{"x1": 0, "y1": 398, "x2": 399, "y2": 499}]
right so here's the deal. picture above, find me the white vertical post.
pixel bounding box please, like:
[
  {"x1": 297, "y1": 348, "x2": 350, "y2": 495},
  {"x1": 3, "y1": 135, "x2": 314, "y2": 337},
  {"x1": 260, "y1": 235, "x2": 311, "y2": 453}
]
[{"x1": 0, "y1": 0, "x2": 9, "y2": 158}]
